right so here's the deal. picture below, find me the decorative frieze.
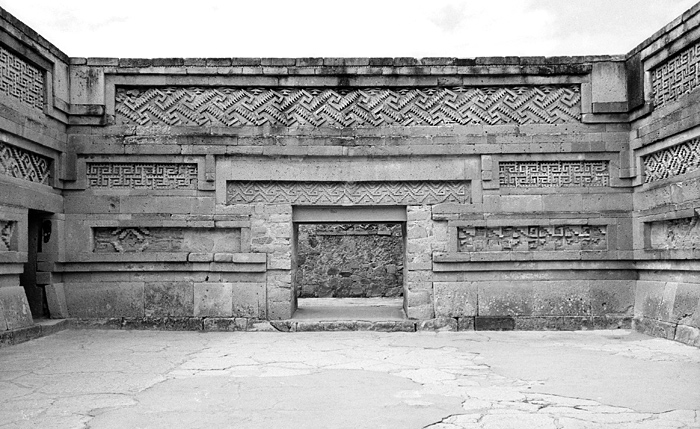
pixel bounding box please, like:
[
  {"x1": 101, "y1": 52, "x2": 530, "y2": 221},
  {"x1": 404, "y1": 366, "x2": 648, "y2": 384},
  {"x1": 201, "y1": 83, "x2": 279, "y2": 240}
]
[
  {"x1": 498, "y1": 161, "x2": 610, "y2": 188},
  {"x1": 115, "y1": 86, "x2": 581, "y2": 127},
  {"x1": 0, "y1": 45, "x2": 44, "y2": 111},
  {"x1": 0, "y1": 142, "x2": 51, "y2": 185},
  {"x1": 0, "y1": 220, "x2": 15, "y2": 251},
  {"x1": 643, "y1": 138, "x2": 700, "y2": 183},
  {"x1": 458, "y1": 225, "x2": 607, "y2": 252},
  {"x1": 226, "y1": 181, "x2": 470, "y2": 205},
  {"x1": 648, "y1": 216, "x2": 699, "y2": 250},
  {"x1": 651, "y1": 40, "x2": 700, "y2": 107},
  {"x1": 93, "y1": 227, "x2": 241, "y2": 253},
  {"x1": 86, "y1": 163, "x2": 198, "y2": 189}
]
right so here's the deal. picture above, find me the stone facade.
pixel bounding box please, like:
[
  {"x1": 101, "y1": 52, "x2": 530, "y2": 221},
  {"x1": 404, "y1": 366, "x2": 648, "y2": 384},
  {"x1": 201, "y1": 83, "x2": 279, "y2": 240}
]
[{"x1": 0, "y1": 3, "x2": 699, "y2": 347}]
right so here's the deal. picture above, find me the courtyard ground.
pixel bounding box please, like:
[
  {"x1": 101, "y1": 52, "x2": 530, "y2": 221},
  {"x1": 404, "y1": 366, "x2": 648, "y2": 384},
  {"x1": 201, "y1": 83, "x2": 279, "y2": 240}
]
[{"x1": 0, "y1": 329, "x2": 699, "y2": 428}]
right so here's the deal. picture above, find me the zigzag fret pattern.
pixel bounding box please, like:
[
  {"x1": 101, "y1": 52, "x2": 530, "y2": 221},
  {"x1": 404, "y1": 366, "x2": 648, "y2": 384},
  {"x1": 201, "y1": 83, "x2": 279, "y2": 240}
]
[
  {"x1": 116, "y1": 86, "x2": 581, "y2": 127},
  {"x1": 651, "y1": 41, "x2": 700, "y2": 107},
  {"x1": 643, "y1": 138, "x2": 700, "y2": 183},
  {"x1": 86, "y1": 163, "x2": 198, "y2": 189},
  {"x1": 0, "y1": 142, "x2": 51, "y2": 185},
  {"x1": 0, "y1": 45, "x2": 44, "y2": 111},
  {"x1": 0, "y1": 220, "x2": 15, "y2": 251},
  {"x1": 458, "y1": 225, "x2": 607, "y2": 252},
  {"x1": 499, "y1": 160, "x2": 610, "y2": 187},
  {"x1": 226, "y1": 181, "x2": 469, "y2": 205}
]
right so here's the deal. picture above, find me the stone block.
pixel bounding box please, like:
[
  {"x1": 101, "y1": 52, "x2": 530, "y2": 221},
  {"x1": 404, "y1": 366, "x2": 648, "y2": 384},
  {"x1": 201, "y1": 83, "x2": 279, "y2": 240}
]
[
  {"x1": 144, "y1": 282, "x2": 194, "y2": 317},
  {"x1": 589, "y1": 281, "x2": 635, "y2": 316},
  {"x1": 475, "y1": 316, "x2": 515, "y2": 331},
  {"x1": 406, "y1": 303, "x2": 434, "y2": 319},
  {"x1": 417, "y1": 317, "x2": 457, "y2": 331},
  {"x1": 193, "y1": 283, "x2": 233, "y2": 317},
  {"x1": 268, "y1": 301, "x2": 293, "y2": 320},
  {"x1": 188, "y1": 253, "x2": 213, "y2": 262},
  {"x1": 231, "y1": 282, "x2": 266, "y2": 318},
  {"x1": 64, "y1": 282, "x2": 144, "y2": 318},
  {"x1": 433, "y1": 282, "x2": 477, "y2": 317},
  {"x1": 634, "y1": 281, "x2": 672, "y2": 321},
  {"x1": 458, "y1": 317, "x2": 475, "y2": 330},
  {"x1": 45, "y1": 283, "x2": 69, "y2": 319},
  {"x1": 674, "y1": 324, "x2": 700, "y2": 347},
  {"x1": 672, "y1": 283, "x2": 700, "y2": 325},
  {"x1": 0, "y1": 287, "x2": 31, "y2": 330},
  {"x1": 477, "y1": 282, "x2": 534, "y2": 316},
  {"x1": 203, "y1": 317, "x2": 248, "y2": 331}
]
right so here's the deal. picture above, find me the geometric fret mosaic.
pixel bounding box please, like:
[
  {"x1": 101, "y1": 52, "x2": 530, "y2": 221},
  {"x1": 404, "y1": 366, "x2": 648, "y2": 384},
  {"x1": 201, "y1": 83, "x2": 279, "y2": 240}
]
[
  {"x1": 458, "y1": 224, "x2": 608, "y2": 252},
  {"x1": 651, "y1": 40, "x2": 700, "y2": 108},
  {"x1": 0, "y1": 141, "x2": 51, "y2": 185},
  {"x1": 643, "y1": 138, "x2": 700, "y2": 183},
  {"x1": 227, "y1": 181, "x2": 470, "y2": 205},
  {"x1": 0, "y1": 45, "x2": 44, "y2": 112},
  {"x1": 115, "y1": 86, "x2": 581, "y2": 127},
  {"x1": 86, "y1": 163, "x2": 198, "y2": 189},
  {"x1": 0, "y1": 220, "x2": 15, "y2": 252},
  {"x1": 499, "y1": 160, "x2": 610, "y2": 187}
]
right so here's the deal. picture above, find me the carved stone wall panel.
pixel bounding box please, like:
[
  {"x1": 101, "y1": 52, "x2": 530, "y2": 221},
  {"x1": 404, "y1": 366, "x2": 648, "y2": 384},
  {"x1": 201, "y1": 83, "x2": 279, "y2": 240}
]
[
  {"x1": 643, "y1": 138, "x2": 700, "y2": 183},
  {"x1": 458, "y1": 225, "x2": 607, "y2": 252},
  {"x1": 498, "y1": 161, "x2": 610, "y2": 187},
  {"x1": 651, "y1": 41, "x2": 700, "y2": 107},
  {"x1": 0, "y1": 45, "x2": 44, "y2": 112},
  {"x1": 649, "y1": 216, "x2": 700, "y2": 250},
  {"x1": 86, "y1": 163, "x2": 198, "y2": 189},
  {"x1": 115, "y1": 86, "x2": 581, "y2": 127},
  {"x1": 0, "y1": 142, "x2": 51, "y2": 185},
  {"x1": 226, "y1": 181, "x2": 470, "y2": 205},
  {"x1": 93, "y1": 227, "x2": 241, "y2": 253},
  {"x1": 0, "y1": 220, "x2": 15, "y2": 251}
]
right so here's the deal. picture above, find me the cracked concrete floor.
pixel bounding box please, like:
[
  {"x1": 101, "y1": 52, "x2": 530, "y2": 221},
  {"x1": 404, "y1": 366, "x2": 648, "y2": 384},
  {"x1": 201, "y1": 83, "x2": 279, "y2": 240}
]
[{"x1": 0, "y1": 330, "x2": 699, "y2": 429}]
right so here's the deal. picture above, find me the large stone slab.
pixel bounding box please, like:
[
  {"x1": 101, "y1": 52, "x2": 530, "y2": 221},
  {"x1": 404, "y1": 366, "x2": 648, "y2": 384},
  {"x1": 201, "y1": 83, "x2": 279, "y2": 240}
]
[
  {"x1": 433, "y1": 282, "x2": 477, "y2": 318},
  {"x1": 144, "y1": 282, "x2": 194, "y2": 317},
  {"x1": 0, "y1": 286, "x2": 33, "y2": 330},
  {"x1": 194, "y1": 283, "x2": 233, "y2": 317},
  {"x1": 65, "y1": 282, "x2": 144, "y2": 318}
]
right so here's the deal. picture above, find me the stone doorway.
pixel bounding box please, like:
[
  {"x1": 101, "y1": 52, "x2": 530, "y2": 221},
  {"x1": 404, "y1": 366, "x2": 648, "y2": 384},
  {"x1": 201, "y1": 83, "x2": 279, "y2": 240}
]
[
  {"x1": 291, "y1": 206, "x2": 407, "y2": 320},
  {"x1": 296, "y1": 223, "x2": 404, "y2": 298},
  {"x1": 19, "y1": 209, "x2": 50, "y2": 318}
]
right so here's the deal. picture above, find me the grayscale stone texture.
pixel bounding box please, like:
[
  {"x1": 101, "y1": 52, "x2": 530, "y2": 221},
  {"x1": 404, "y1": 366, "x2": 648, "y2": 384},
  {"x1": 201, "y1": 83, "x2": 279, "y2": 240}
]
[{"x1": 0, "y1": 2, "x2": 699, "y2": 348}]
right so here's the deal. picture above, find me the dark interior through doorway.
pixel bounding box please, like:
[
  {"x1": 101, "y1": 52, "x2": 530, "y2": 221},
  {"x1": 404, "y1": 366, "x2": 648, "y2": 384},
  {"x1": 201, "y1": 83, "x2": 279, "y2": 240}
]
[{"x1": 20, "y1": 209, "x2": 50, "y2": 318}]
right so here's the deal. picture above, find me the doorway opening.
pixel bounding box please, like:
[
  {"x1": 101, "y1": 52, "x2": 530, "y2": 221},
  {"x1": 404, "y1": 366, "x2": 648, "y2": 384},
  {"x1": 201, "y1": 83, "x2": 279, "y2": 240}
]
[
  {"x1": 292, "y1": 206, "x2": 407, "y2": 321},
  {"x1": 20, "y1": 209, "x2": 51, "y2": 319}
]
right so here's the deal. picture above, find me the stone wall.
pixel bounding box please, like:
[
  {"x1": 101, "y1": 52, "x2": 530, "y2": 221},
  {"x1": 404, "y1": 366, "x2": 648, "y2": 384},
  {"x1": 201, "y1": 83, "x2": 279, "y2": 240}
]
[
  {"x1": 296, "y1": 223, "x2": 404, "y2": 298},
  {"x1": 627, "y1": 4, "x2": 700, "y2": 346},
  {"x1": 0, "y1": 3, "x2": 699, "y2": 343},
  {"x1": 0, "y1": 7, "x2": 70, "y2": 332}
]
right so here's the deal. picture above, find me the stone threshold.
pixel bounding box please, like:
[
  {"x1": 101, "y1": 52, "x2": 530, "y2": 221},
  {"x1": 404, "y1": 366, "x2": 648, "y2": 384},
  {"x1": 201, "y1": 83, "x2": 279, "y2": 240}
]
[
  {"x1": 293, "y1": 297, "x2": 406, "y2": 321},
  {"x1": 49, "y1": 315, "x2": 632, "y2": 334},
  {"x1": 0, "y1": 319, "x2": 70, "y2": 348}
]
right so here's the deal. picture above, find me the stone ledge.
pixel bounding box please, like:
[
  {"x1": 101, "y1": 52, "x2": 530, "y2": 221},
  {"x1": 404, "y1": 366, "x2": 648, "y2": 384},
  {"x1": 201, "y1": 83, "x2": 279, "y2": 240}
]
[{"x1": 0, "y1": 319, "x2": 69, "y2": 348}]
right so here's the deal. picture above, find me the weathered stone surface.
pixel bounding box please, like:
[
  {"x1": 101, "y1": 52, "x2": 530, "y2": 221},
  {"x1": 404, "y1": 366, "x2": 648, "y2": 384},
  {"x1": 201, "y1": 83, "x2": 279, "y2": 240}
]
[
  {"x1": 193, "y1": 283, "x2": 233, "y2": 317},
  {"x1": 65, "y1": 283, "x2": 144, "y2": 318},
  {"x1": 0, "y1": 286, "x2": 33, "y2": 330},
  {"x1": 45, "y1": 283, "x2": 69, "y2": 319},
  {"x1": 433, "y1": 282, "x2": 477, "y2": 317},
  {"x1": 231, "y1": 282, "x2": 266, "y2": 318},
  {"x1": 297, "y1": 224, "x2": 403, "y2": 298},
  {"x1": 144, "y1": 282, "x2": 194, "y2": 317}
]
